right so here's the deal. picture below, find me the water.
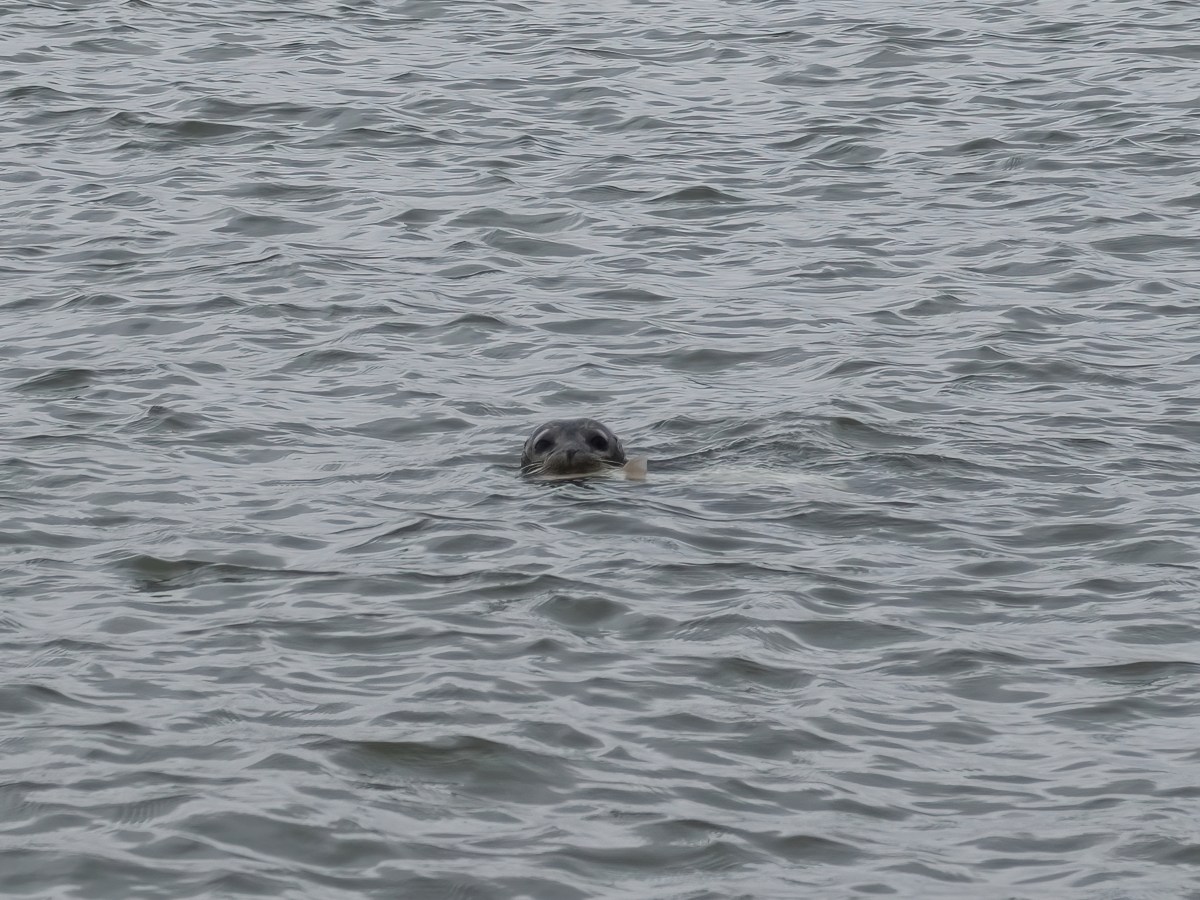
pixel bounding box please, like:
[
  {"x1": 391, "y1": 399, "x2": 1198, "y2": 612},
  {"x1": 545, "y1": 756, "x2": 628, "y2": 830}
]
[{"x1": 4, "y1": 0, "x2": 1200, "y2": 896}]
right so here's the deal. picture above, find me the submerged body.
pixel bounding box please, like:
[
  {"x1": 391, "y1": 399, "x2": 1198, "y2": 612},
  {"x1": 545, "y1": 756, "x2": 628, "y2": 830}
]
[
  {"x1": 517, "y1": 420, "x2": 840, "y2": 487},
  {"x1": 520, "y1": 418, "x2": 634, "y2": 478}
]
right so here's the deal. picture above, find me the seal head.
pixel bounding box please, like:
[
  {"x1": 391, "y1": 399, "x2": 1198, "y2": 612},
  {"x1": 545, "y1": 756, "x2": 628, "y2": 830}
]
[{"x1": 521, "y1": 418, "x2": 627, "y2": 477}]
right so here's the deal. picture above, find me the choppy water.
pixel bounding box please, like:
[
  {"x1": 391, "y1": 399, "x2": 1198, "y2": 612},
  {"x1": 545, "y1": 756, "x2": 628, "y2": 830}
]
[{"x1": 4, "y1": 1, "x2": 1200, "y2": 897}]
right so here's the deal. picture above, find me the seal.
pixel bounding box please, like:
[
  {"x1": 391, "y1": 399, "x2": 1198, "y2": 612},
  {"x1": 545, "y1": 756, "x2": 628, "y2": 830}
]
[{"x1": 520, "y1": 418, "x2": 627, "y2": 478}]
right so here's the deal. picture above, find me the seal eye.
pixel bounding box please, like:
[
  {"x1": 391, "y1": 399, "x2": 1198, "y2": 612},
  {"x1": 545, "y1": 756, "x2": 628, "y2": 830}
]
[
  {"x1": 588, "y1": 434, "x2": 609, "y2": 453},
  {"x1": 533, "y1": 436, "x2": 554, "y2": 454}
]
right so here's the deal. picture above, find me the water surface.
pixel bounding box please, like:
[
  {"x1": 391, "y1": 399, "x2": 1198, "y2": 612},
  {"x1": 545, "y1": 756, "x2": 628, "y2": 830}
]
[{"x1": 4, "y1": 1, "x2": 1200, "y2": 897}]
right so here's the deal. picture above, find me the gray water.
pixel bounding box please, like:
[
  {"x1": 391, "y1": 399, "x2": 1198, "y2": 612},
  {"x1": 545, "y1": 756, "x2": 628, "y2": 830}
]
[{"x1": 4, "y1": 0, "x2": 1200, "y2": 897}]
